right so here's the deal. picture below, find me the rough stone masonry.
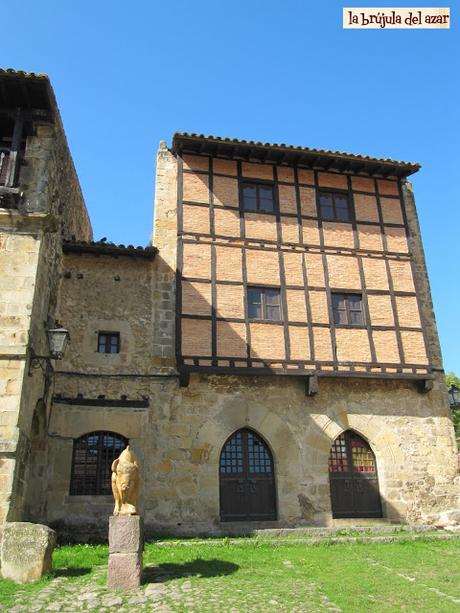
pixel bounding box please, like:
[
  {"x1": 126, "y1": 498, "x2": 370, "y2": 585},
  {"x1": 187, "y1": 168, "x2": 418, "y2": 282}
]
[{"x1": 0, "y1": 70, "x2": 458, "y2": 541}]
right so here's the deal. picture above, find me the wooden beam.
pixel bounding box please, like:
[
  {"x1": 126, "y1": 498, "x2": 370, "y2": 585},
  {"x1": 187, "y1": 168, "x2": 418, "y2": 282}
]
[
  {"x1": 5, "y1": 109, "x2": 23, "y2": 187},
  {"x1": 305, "y1": 375, "x2": 319, "y2": 396},
  {"x1": 178, "y1": 370, "x2": 190, "y2": 387}
]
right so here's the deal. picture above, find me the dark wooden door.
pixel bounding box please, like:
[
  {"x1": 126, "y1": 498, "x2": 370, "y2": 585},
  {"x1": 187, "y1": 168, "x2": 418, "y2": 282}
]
[
  {"x1": 329, "y1": 431, "x2": 382, "y2": 519},
  {"x1": 220, "y1": 429, "x2": 276, "y2": 521}
]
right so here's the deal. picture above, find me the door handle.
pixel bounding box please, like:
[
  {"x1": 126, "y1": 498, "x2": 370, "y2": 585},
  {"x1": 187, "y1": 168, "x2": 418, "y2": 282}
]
[
  {"x1": 248, "y1": 479, "x2": 256, "y2": 493},
  {"x1": 236, "y1": 479, "x2": 245, "y2": 493},
  {"x1": 344, "y1": 479, "x2": 351, "y2": 491}
]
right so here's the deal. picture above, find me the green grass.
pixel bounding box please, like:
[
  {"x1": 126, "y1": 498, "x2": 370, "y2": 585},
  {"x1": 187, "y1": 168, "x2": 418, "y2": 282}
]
[{"x1": 0, "y1": 538, "x2": 459, "y2": 611}]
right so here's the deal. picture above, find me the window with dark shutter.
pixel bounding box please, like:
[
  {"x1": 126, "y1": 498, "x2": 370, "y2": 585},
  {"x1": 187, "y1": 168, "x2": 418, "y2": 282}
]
[
  {"x1": 331, "y1": 293, "x2": 364, "y2": 326},
  {"x1": 319, "y1": 190, "x2": 351, "y2": 221},
  {"x1": 247, "y1": 287, "x2": 281, "y2": 321},
  {"x1": 242, "y1": 182, "x2": 275, "y2": 212}
]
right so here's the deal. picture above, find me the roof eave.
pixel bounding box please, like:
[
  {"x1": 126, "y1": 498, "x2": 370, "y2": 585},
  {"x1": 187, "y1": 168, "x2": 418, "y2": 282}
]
[{"x1": 172, "y1": 133, "x2": 420, "y2": 179}]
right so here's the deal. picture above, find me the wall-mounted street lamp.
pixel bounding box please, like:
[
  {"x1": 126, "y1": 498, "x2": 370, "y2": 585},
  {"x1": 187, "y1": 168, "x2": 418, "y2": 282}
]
[
  {"x1": 448, "y1": 385, "x2": 460, "y2": 408},
  {"x1": 28, "y1": 326, "x2": 70, "y2": 375}
]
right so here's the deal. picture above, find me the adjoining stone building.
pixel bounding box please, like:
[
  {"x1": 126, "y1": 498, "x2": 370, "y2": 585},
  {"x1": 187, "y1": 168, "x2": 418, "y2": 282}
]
[{"x1": 0, "y1": 70, "x2": 458, "y2": 540}]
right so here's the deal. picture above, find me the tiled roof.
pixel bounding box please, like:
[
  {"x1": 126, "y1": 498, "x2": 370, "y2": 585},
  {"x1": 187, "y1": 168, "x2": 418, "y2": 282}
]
[
  {"x1": 0, "y1": 68, "x2": 49, "y2": 80},
  {"x1": 172, "y1": 132, "x2": 420, "y2": 178},
  {"x1": 62, "y1": 239, "x2": 157, "y2": 259}
]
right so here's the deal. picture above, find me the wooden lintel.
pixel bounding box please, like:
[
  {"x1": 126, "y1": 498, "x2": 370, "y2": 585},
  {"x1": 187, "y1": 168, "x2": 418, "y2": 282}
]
[
  {"x1": 305, "y1": 375, "x2": 319, "y2": 397},
  {"x1": 179, "y1": 370, "x2": 190, "y2": 388}
]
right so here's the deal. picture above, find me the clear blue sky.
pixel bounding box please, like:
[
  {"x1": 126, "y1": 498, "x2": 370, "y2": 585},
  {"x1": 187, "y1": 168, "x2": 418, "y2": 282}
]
[{"x1": 3, "y1": 0, "x2": 459, "y2": 373}]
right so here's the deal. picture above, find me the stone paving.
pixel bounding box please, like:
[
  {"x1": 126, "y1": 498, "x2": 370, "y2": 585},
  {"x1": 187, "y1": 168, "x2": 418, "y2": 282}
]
[{"x1": 0, "y1": 564, "x2": 341, "y2": 612}]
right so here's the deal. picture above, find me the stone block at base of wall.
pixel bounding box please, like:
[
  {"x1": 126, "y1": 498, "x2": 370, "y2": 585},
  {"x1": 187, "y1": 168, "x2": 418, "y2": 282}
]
[
  {"x1": 107, "y1": 515, "x2": 144, "y2": 590},
  {"x1": 0, "y1": 522, "x2": 56, "y2": 583}
]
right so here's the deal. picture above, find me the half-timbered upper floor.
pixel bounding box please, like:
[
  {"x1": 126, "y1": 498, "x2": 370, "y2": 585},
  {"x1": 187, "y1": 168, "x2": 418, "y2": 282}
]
[{"x1": 172, "y1": 133, "x2": 435, "y2": 388}]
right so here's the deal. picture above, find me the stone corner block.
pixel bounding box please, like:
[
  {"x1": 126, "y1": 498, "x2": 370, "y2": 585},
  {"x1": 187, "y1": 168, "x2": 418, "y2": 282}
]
[
  {"x1": 107, "y1": 552, "x2": 143, "y2": 591},
  {"x1": 1, "y1": 522, "x2": 57, "y2": 583},
  {"x1": 109, "y1": 515, "x2": 144, "y2": 554}
]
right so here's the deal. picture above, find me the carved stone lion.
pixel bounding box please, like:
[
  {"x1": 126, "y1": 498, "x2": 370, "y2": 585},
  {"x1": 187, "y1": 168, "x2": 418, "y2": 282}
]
[{"x1": 111, "y1": 446, "x2": 140, "y2": 516}]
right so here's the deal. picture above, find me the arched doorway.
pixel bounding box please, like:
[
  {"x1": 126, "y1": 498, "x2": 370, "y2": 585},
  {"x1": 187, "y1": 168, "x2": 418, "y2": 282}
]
[
  {"x1": 328, "y1": 430, "x2": 382, "y2": 518},
  {"x1": 219, "y1": 429, "x2": 276, "y2": 522}
]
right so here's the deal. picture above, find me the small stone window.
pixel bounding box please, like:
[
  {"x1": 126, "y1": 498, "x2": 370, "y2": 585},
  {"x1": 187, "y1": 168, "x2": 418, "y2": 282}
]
[
  {"x1": 97, "y1": 332, "x2": 120, "y2": 354},
  {"x1": 69, "y1": 431, "x2": 128, "y2": 495},
  {"x1": 247, "y1": 287, "x2": 281, "y2": 321},
  {"x1": 332, "y1": 293, "x2": 364, "y2": 326},
  {"x1": 242, "y1": 181, "x2": 275, "y2": 212},
  {"x1": 319, "y1": 190, "x2": 351, "y2": 221}
]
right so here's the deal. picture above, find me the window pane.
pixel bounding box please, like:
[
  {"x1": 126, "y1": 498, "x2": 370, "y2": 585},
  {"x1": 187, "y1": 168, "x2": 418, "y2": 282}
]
[
  {"x1": 109, "y1": 336, "x2": 119, "y2": 353},
  {"x1": 248, "y1": 303, "x2": 262, "y2": 319},
  {"x1": 332, "y1": 294, "x2": 346, "y2": 309},
  {"x1": 98, "y1": 335, "x2": 107, "y2": 352},
  {"x1": 248, "y1": 287, "x2": 262, "y2": 304},
  {"x1": 334, "y1": 197, "x2": 350, "y2": 220},
  {"x1": 259, "y1": 186, "x2": 274, "y2": 211},
  {"x1": 350, "y1": 310, "x2": 364, "y2": 325},
  {"x1": 320, "y1": 203, "x2": 334, "y2": 219},
  {"x1": 334, "y1": 309, "x2": 348, "y2": 325},
  {"x1": 348, "y1": 295, "x2": 362, "y2": 308},
  {"x1": 243, "y1": 185, "x2": 257, "y2": 210},
  {"x1": 320, "y1": 193, "x2": 333, "y2": 207},
  {"x1": 335, "y1": 206, "x2": 350, "y2": 221},
  {"x1": 265, "y1": 305, "x2": 281, "y2": 321},
  {"x1": 265, "y1": 289, "x2": 280, "y2": 306}
]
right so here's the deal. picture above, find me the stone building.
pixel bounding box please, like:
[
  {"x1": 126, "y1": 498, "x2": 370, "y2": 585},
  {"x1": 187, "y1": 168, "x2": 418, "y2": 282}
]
[{"x1": 0, "y1": 70, "x2": 458, "y2": 540}]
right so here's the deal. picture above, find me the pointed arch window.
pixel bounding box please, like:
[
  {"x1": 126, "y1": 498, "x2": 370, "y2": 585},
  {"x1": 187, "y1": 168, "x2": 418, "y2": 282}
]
[{"x1": 69, "y1": 431, "x2": 128, "y2": 495}]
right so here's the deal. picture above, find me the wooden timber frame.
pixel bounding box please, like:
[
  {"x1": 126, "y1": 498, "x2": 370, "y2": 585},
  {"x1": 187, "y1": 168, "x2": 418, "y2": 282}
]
[
  {"x1": 0, "y1": 71, "x2": 55, "y2": 194},
  {"x1": 173, "y1": 134, "x2": 434, "y2": 394}
]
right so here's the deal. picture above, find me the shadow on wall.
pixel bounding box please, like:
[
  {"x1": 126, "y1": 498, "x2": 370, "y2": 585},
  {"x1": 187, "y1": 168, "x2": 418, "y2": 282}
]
[{"x1": 142, "y1": 559, "x2": 239, "y2": 584}]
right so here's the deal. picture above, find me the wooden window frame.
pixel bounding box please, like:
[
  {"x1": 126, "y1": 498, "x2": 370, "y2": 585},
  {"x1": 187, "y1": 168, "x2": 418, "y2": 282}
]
[
  {"x1": 241, "y1": 180, "x2": 275, "y2": 213},
  {"x1": 319, "y1": 189, "x2": 352, "y2": 222},
  {"x1": 331, "y1": 292, "x2": 365, "y2": 327},
  {"x1": 247, "y1": 286, "x2": 282, "y2": 322},
  {"x1": 97, "y1": 331, "x2": 120, "y2": 354}
]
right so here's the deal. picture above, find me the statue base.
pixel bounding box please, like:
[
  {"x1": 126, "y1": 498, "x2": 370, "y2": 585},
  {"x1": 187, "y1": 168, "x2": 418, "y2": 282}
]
[{"x1": 107, "y1": 515, "x2": 144, "y2": 590}]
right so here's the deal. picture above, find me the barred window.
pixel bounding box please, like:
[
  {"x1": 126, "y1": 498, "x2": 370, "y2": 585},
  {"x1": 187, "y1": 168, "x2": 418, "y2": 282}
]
[{"x1": 69, "y1": 431, "x2": 128, "y2": 495}]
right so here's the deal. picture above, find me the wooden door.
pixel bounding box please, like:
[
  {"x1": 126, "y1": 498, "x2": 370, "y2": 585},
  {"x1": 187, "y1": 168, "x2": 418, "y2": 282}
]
[
  {"x1": 329, "y1": 431, "x2": 382, "y2": 519},
  {"x1": 220, "y1": 429, "x2": 276, "y2": 522}
]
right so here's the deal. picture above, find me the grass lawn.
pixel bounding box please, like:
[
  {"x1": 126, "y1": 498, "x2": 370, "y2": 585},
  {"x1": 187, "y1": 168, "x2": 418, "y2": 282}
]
[{"x1": 0, "y1": 537, "x2": 459, "y2": 611}]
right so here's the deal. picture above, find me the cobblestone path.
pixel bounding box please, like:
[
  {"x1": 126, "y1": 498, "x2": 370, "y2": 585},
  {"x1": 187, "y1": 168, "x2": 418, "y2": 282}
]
[{"x1": 0, "y1": 564, "x2": 341, "y2": 612}]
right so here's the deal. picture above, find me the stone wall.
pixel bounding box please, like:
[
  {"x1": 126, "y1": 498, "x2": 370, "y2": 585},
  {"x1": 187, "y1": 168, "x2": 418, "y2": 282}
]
[
  {"x1": 0, "y1": 100, "x2": 92, "y2": 529},
  {"x1": 41, "y1": 140, "x2": 459, "y2": 538},
  {"x1": 45, "y1": 370, "x2": 459, "y2": 539}
]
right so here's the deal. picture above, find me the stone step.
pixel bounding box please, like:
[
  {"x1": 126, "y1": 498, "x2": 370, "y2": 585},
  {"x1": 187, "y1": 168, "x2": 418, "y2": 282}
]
[
  {"x1": 196, "y1": 523, "x2": 433, "y2": 538},
  {"x1": 154, "y1": 530, "x2": 460, "y2": 548}
]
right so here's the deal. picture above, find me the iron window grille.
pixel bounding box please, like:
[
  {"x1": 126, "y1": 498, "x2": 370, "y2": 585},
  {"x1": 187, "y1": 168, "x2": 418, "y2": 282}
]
[
  {"x1": 97, "y1": 332, "x2": 120, "y2": 354},
  {"x1": 247, "y1": 286, "x2": 282, "y2": 321},
  {"x1": 332, "y1": 293, "x2": 364, "y2": 326},
  {"x1": 241, "y1": 181, "x2": 275, "y2": 212},
  {"x1": 319, "y1": 190, "x2": 351, "y2": 221},
  {"x1": 69, "y1": 431, "x2": 128, "y2": 495}
]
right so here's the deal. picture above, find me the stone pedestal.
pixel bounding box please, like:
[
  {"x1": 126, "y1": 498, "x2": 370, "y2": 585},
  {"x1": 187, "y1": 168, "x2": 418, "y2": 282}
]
[
  {"x1": 1, "y1": 522, "x2": 56, "y2": 583},
  {"x1": 107, "y1": 515, "x2": 143, "y2": 590}
]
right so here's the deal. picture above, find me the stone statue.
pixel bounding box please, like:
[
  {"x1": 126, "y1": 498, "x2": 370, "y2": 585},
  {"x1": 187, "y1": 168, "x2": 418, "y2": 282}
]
[{"x1": 111, "y1": 446, "x2": 140, "y2": 516}]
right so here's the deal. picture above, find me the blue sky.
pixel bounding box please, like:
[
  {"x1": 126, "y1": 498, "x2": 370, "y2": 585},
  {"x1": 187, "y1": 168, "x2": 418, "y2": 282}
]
[{"x1": 3, "y1": 0, "x2": 459, "y2": 373}]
